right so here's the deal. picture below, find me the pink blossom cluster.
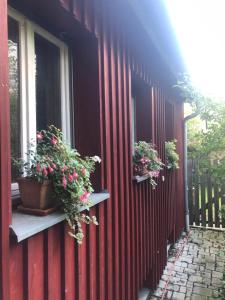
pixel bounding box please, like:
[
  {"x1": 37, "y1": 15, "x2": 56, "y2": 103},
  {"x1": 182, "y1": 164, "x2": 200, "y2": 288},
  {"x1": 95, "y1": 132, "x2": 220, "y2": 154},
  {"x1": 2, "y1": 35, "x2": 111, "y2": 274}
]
[
  {"x1": 61, "y1": 171, "x2": 79, "y2": 189},
  {"x1": 36, "y1": 163, "x2": 56, "y2": 177},
  {"x1": 37, "y1": 131, "x2": 58, "y2": 146},
  {"x1": 80, "y1": 191, "x2": 90, "y2": 203},
  {"x1": 149, "y1": 170, "x2": 160, "y2": 178},
  {"x1": 140, "y1": 157, "x2": 150, "y2": 164}
]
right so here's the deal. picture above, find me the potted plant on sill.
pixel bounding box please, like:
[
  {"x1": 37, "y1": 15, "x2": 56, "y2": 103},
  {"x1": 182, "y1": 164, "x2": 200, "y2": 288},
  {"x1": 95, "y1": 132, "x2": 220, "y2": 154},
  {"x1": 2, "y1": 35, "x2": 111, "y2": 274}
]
[
  {"x1": 15, "y1": 125, "x2": 101, "y2": 244},
  {"x1": 165, "y1": 139, "x2": 179, "y2": 170},
  {"x1": 133, "y1": 141, "x2": 164, "y2": 187}
]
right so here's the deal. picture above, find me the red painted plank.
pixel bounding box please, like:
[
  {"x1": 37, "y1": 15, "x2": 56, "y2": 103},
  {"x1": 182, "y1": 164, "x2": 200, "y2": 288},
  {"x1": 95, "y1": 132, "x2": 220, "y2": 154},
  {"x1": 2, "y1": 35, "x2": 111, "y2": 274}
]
[
  {"x1": 97, "y1": 203, "x2": 106, "y2": 300},
  {"x1": 77, "y1": 223, "x2": 87, "y2": 300},
  {"x1": 109, "y1": 30, "x2": 120, "y2": 300},
  {"x1": 0, "y1": 1, "x2": 10, "y2": 298},
  {"x1": 9, "y1": 242, "x2": 24, "y2": 300},
  {"x1": 88, "y1": 207, "x2": 97, "y2": 300},
  {"x1": 116, "y1": 37, "x2": 126, "y2": 300},
  {"x1": 63, "y1": 224, "x2": 76, "y2": 300},
  {"x1": 45, "y1": 225, "x2": 62, "y2": 300},
  {"x1": 25, "y1": 234, "x2": 45, "y2": 300}
]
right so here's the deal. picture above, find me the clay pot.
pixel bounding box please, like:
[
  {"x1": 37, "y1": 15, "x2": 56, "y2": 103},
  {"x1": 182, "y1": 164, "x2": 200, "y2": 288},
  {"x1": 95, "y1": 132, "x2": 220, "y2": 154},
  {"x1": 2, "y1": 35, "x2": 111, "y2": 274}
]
[{"x1": 17, "y1": 178, "x2": 55, "y2": 210}]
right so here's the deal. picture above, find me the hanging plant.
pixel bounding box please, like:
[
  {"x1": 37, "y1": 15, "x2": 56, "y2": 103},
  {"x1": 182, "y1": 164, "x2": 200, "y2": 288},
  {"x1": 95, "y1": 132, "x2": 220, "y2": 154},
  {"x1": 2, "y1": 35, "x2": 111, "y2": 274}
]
[
  {"x1": 14, "y1": 125, "x2": 101, "y2": 244},
  {"x1": 165, "y1": 139, "x2": 179, "y2": 170},
  {"x1": 133, "y1": 141, "x2": 164, "y2": 187}
]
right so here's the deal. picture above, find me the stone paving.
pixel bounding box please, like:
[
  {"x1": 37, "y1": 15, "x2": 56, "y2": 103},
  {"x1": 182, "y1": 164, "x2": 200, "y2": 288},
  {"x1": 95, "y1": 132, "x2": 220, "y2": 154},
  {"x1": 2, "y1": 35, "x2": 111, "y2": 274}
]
[{"x1": 150, "y1": 228, "x2": 225, "y2": 300}]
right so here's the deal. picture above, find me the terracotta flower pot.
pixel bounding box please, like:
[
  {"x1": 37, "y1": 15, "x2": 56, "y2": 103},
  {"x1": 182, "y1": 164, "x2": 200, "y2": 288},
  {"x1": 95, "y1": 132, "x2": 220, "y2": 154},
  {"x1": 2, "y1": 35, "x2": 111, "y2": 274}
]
[{"x1": 17, "y1": 177, "x2": 55, "y2": 210}]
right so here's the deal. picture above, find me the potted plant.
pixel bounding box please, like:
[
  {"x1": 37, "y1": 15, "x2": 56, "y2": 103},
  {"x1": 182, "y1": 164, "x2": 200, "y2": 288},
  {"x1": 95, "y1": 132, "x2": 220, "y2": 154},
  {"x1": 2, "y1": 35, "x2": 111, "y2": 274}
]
[
  {"x1": 15, "y1": 125, "x2": 101, "y2": 244},
  {"x1": 165, "y1": 139, "x2": 179, "y2": 170},
  {"x1": 133, "y1": 141, "x2": 164, "y2": 187}
]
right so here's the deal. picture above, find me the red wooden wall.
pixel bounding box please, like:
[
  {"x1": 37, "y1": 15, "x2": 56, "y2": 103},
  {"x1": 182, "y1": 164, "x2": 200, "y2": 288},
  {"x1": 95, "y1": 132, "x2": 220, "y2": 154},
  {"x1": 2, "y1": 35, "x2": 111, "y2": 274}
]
[{"x1": 1, "y1": 0, "x2": 184, "y2": 299}]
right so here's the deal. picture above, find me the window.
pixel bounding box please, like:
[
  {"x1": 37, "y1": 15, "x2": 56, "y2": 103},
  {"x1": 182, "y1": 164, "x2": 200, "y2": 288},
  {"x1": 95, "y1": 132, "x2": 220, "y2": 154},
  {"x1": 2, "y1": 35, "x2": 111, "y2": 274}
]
[
  {"x1": 132, "y1": 96, "x2": 137, "y2": 148},
  {"x1": 131, "y1": 75, "x2": 152, "y2": 144},
  {"x1": 8, "y1": 8, "x2": 71, "y2": 183},
  {"x1": 165, "y1": 100, "x2": 174, "y2": 141}
]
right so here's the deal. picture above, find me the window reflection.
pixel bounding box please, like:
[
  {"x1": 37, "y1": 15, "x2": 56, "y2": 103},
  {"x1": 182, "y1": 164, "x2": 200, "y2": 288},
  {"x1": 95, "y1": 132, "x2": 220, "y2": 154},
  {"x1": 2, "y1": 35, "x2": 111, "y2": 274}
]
[
  {"x1": 35, "y1": 33, "x2": 61, "y2": 131},
  {"x1": 8, "y1": 17, "x2": 21, "y2": 182}
]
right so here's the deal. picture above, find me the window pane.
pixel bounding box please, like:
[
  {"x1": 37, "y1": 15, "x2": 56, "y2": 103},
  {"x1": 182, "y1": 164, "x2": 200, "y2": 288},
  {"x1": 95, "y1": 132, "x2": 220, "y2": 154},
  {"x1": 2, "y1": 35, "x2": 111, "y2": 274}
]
[
  {"x1": 132, "y1": 96, "x2": 137, "y2": 146},
  {"x1": 8, "y1": 17, "x2": 21, "y2": 182},
  {"x1": 35, "y1": 34, "x2": 61, "y2": 131}
]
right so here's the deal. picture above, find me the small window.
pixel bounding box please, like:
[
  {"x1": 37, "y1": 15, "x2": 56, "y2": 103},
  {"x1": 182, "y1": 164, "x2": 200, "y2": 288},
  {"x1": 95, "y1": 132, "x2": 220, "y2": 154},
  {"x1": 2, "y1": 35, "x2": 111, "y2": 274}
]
[
  {"x1": 132, "y1": 96, "x2": 137, "y2": 148},
  {"x1": 8, "y1": 8, "x2": 71, "y2": 184},
  {"x1": 132, "y1": 75, "x2": 152, "y2": 143},
  {"x1": 165, "y1": 101, "x2": 174, "y2": 140}
]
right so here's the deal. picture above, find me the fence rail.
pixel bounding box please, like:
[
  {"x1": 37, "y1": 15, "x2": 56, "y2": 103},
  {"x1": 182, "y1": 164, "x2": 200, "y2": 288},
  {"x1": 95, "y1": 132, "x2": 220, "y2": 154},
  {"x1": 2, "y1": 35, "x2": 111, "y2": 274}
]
[{"x1": 188, "y1": 160, "x2": 225, "y2": 228}]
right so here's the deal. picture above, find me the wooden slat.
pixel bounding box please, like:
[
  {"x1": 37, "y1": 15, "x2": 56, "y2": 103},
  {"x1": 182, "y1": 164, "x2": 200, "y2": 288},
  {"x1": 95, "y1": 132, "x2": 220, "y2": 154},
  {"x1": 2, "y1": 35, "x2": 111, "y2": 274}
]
[
  {"x1": 77, "y1": 223, "x2": 87, "y2": 300},
  {"x1": 221, "y1": 185, "x2": 225, "y2": 228},
  {"x1": 207, "y1": 174, "x2": 213, "y2": 227},
  {"x1": 194, "y1": 168, "x2": 200, "y2": 226},
  {"x1": 188, "y1": 162, "x2": 194, "y2": 225},
  {"x1": 200, "y1": 175, "x2": 206, "y2": 227},
  {"x1": 25, "y1": 234, "x2": 45, "y2": 300},
  {"x1": 63, "y1": 225, "x2": 76, "y2": 300},
  {"x1": 9, "y1": 242, "x2": 24, "y2": 300},
  {"x1": 214, "y1": 183, "x2": 220, "y2": 228},
  {"x1": 0, "y1": 1, "x2": 11, "y2": 299},
  {"x1": 88, "y1": 207, "x2": 97, "y2": 300},
  {"x1": 45, "y1": 225, "x2": 62, "y2": 300}
]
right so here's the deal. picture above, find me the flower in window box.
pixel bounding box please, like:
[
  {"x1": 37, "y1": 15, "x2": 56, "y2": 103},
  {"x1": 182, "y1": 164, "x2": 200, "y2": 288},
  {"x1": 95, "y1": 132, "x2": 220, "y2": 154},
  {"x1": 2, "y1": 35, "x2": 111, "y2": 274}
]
[
  {"x1": 14, "y1": 125, "x2": 100, "y2": 244},
  {"x1": 133, "y1": 141, "x2": 164, "y2": 187}
]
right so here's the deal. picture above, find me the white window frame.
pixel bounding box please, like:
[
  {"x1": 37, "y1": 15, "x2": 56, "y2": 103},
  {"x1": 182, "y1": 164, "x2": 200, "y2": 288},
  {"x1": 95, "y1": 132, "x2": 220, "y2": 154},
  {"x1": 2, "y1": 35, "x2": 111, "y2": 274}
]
[{"x1": 8, "y1": 7, "x2": 71, "y2": 190}]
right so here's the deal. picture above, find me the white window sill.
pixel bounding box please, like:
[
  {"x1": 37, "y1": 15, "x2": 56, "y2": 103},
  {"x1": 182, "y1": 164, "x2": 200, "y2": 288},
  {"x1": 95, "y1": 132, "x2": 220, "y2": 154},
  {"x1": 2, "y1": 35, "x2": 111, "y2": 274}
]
[{"x1": 10, "y1": 192, "x2": 110, "y2": 242}]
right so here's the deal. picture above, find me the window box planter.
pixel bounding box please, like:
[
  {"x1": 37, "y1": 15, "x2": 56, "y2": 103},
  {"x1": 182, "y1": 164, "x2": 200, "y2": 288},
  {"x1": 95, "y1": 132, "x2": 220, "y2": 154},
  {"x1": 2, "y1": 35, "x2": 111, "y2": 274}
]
[{"x1": 17, "y1": 178, "x2": 58, "y2": 215}]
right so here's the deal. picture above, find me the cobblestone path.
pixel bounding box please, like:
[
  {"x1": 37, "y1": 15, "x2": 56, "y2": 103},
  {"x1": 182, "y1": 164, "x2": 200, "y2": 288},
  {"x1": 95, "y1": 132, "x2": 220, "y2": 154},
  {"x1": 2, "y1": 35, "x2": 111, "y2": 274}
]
[{"x1": 150, "y1": 228, "x2": 225, "y2": 300}]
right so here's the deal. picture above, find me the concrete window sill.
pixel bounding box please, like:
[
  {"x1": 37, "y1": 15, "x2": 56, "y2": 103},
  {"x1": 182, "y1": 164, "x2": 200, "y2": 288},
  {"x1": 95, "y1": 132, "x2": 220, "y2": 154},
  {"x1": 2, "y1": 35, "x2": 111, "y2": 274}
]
[
  {"x1": 133, "y1": 174, "x2": 150, "y2": 183},
  {"x1": 10, "y1": 192, "x2": 110, "y2": 242}
]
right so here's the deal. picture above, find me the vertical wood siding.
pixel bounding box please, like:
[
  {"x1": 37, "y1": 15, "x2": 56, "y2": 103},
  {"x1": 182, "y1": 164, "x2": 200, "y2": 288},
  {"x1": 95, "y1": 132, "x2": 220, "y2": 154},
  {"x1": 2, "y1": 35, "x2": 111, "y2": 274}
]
[
  {"x1": 0, "y1": 0, "x2": 11, "y2": 299},
  {"x1": 0, "y1": 0, "x2": 184, "y2": 299}
]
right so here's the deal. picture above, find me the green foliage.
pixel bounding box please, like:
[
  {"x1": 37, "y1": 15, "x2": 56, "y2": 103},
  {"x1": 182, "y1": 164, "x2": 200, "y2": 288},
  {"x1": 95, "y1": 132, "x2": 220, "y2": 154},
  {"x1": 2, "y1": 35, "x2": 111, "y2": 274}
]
[
  {"x1": 174, "y1": 73, "x2": 217, "y2": 120},
  {"x1": 133, "y1": 141, "x2": 164, "y2": 187},
  {"x1": 175, "y1": 73, "x2": 225, "y2": 186},
  {"x1": 165, "y1": 140, "x2": 179, "y2": 170},
  {"x1": 14, "y1": 125, "x2": 101, "y2": 244}
]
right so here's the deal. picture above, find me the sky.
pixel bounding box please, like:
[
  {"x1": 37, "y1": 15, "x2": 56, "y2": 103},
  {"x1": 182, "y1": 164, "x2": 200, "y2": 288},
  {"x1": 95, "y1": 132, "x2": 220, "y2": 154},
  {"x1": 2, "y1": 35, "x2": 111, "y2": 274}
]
[{"x1": 164, "y1": 0, "x2": 225, "y2": 101}]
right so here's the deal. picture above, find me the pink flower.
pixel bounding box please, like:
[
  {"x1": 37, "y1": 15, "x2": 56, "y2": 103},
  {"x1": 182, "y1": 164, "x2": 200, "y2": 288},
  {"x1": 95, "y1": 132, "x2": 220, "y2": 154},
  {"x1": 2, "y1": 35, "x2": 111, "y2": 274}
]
[
  {"x1": 140, "y1": 158, "x2": 146, "y2": 164},
  {"x1": 36, "y1": 164, "x2": 41, "y2": 173},
  {"x1": 73, "y1": 171, "x2": 78, "y2": 179},
  {"x1": 80, "y1": 191, "x2": 90, "y2": 203},
  {"x1": 62, "y1": 176, "x2": 67, "y2": 189},
  {"x1": 51, "y1": 137, "x2": 57, "y2": 145},
  {"x1": 149, "y1": 171, "x2": 160, "y2": 178},
  {"x1": 68, "y1": 174, "x2": 74, "y2": 183},
  {"x1": 37, "y1": 132, "x2": 43, "y2": 140},
  {"x1": 81, "y1": 168, "x2": 86, "y2": 175},
  {"x1": 61, "y1": 165, "x2": 68, "y2": 173},
  {"x1": 42, "y1": 167, "x2": 48, "y2": 177},
  {"x1": 51, "y1": 163, "x2": 56, "y2": 169},
  {"x1": 48, "y1": 166, "x2": 54, "y2": 173}
]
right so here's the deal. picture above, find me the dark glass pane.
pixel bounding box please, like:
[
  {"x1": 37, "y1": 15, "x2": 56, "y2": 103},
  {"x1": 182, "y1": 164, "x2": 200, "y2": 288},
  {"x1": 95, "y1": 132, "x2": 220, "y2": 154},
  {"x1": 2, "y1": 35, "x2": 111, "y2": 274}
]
[
  {"x1": 35, "y1": 33, "x2": 61, "y2": 131},
  {"x1": 8, "y1": 17, "x2": 21, "y2": 182}
]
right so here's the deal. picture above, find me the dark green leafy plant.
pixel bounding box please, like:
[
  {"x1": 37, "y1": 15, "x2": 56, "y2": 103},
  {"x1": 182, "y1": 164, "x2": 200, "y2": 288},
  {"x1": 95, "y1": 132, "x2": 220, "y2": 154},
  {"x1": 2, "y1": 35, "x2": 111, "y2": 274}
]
[
  {"x1": 15, "y1": 125, "x2": 101, "y2": 244},
  {"x1": 133, "y1": 141, "x2": 164, "y2": 187},
  {"x1": 165, "y1": 140, "x2": 179, "y2": 170}
]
